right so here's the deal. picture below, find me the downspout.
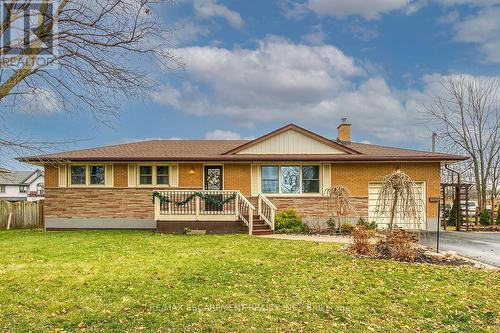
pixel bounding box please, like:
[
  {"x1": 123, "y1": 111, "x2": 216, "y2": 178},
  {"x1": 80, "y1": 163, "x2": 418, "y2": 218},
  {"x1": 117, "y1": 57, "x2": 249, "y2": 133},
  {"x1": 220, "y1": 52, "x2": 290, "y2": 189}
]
[{"x1": 445, "y1": 164, "x2": 460, "y2": 231}]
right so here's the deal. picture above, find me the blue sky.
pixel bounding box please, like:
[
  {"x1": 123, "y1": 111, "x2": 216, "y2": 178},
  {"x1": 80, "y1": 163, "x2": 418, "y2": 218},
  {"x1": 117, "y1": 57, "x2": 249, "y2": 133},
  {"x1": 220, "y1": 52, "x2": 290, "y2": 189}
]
[{"x1": 6, "y1": 0, "x2": 500, "y2": 168}]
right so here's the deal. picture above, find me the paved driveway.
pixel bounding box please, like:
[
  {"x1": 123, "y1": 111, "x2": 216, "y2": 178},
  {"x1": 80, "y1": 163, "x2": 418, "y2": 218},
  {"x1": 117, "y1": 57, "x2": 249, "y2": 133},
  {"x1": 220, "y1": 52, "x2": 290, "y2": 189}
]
[{"x1": 421, "y1": 231, "x2": 500, "y2": 267}]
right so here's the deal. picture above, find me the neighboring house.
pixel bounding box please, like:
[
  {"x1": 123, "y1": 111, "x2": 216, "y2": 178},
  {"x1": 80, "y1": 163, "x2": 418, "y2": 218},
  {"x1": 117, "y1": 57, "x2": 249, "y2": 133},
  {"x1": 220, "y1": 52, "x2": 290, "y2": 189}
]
[
  {"x1": 0, "y1": 169, "x2": 45, "y2": 202},
  {"x1": 18, "y1": 122, "x2": 466, "y2": 233}
]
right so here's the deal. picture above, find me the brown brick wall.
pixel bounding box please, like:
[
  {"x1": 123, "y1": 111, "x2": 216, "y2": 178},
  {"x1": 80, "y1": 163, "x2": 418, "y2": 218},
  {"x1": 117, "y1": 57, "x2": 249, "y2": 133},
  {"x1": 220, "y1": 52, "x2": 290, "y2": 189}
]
[
  {"x1": 332, "y1": 162, "x2": 441, "y2": 218},
  {"x1": 44, "y1": 164, "x2": 59, "y2": 187},
  {"x1": 179, "y1": 163, "x2": 203, "y2": 189},
  {"x1": 224, "y1": 163, "x2": 251, "y2": 196},
  {"x1": 45, "y1": 188, "x2": 154, "y2": 219},
  {"x1": 43, "y1": 161, "x2": 440, "y2": 222},
  {"x1": 114, "y1": 163, "x2": 128, "y2": 187}
]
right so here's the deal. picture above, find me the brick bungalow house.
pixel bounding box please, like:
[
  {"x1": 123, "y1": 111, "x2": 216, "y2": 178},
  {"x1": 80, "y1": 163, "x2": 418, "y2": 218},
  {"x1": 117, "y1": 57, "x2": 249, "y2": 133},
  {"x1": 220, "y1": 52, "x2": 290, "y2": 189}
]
[{"x1": 18, "y1": 123, "x2": 466, "y2": 234}]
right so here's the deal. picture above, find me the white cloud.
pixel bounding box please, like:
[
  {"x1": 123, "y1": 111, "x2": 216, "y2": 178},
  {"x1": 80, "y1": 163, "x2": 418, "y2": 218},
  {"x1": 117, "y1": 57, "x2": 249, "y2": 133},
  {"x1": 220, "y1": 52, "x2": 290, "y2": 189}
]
[
  {"x1": 172, "y1": 20, "x2": 209, "y2": 45},
  {"x1": 283, "y1": 0, "x2": 500, "y2": 22},
  {"x1": 154, "y1": 37, "x2": 500, "y2": 146},
  {"x1": 302, "y1": 25, "x2": 327, "y2": 45},
  {"x1": 153, "y1": 38, "x2": 437, "y2": 144},
  {"x1": 204, "y1": 129, "x2": 242, "y2": 140},
  {"x1": 435, "y1": 0, "x2": 500, "y2": 6},
  {"x1": 451, "y1": 6, "x2": 500, "y2": 63},
  {"x1": 193, "y1": 0, "x2": 244, "y2": 29},
  {"x1": 304, "y1": 0, "x2": 410, "y2": 20}
]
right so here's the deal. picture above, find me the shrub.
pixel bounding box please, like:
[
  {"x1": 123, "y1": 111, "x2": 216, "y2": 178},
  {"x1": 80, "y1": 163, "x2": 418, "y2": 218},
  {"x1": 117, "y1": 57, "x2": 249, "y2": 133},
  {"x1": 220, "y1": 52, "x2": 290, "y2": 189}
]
[
  {"x1": 275, "y1": 210, "x2": 307, "y2": 234},
  {"x1": 351, "y1": 226, "x2": 375, "y2": 255},
  {"x1": 480, "y1": 209, "x2": 492, "y2": 226},
  {"x1": 448, "y1": 203, "x2": 457, "y2": 226},
  {"x1": 356, "y1": 217, "x2": 377, "y2": 230},
  {"x1": 326, "y1": 218, "x2": 337, "y2": 230},
  {"x1": 340, "y1": 222, "x2": 353, "y2": 234},
  {"x1": 375, "y1": 229, "x2": 419, "y2": 262},
  {"x1": 306, "y1": 219, "x2": 329, "y2": 234}
]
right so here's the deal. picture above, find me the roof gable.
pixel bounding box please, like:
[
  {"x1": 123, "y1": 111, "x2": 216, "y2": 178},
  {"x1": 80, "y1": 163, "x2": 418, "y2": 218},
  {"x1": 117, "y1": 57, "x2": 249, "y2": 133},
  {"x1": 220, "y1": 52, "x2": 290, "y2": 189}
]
[{"x1": 225, "y1": 124, "x2": 360, "y2": 155}]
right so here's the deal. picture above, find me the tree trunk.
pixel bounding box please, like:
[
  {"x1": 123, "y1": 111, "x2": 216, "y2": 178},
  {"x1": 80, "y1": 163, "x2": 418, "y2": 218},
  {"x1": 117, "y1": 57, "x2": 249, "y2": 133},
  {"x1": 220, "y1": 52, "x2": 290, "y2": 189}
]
[{"x1": 389, "y1": 191, "x2": 398, "y2": 231}]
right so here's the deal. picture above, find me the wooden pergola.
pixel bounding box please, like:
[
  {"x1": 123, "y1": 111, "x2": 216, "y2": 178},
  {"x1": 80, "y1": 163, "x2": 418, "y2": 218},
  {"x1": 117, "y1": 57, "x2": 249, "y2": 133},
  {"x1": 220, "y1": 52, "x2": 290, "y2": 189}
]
[{"x1": 441, "y1": 182, "x2": 474, "y2": 231}]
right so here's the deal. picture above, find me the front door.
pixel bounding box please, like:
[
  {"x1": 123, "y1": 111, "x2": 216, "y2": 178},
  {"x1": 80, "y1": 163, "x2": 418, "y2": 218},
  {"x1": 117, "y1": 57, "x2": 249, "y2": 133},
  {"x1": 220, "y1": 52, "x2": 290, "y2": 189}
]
[
  {"x1": 204, "y1": 166, "x2": 223, "y2": 211},
  {"x1": 204, "y1": 165, "x2": 223, "y2": 190}
]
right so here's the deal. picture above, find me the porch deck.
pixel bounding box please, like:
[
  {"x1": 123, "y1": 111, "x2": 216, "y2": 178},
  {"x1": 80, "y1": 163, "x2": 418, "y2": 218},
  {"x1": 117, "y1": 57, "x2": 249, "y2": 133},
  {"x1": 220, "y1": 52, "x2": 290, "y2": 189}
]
[{"x1": 153, "y1": 190, "x2": 276, "y2": 235}]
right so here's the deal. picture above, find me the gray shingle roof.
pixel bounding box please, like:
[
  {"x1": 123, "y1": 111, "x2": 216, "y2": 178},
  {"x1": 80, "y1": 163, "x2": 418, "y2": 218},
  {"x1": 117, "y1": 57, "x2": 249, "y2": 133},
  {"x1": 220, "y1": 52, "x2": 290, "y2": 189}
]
[{"x1": 0, "y1": 171, "x2": 35, "y2": 185}]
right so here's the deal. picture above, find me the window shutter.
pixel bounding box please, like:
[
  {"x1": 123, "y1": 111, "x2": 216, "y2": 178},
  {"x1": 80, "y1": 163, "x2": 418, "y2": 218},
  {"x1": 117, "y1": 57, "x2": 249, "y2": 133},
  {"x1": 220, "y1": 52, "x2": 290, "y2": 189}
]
[
  {"x1": 322, "y1": 163, "x2": 331, "y2": 195},
  {"x1": 128, "y1": 164, "x2": 137, "y2": 187},
  {"x1": 251, "y1": 164, "x2": 260, "y2": 196},
  {"x1": 58, "y1": 164, "x2": 67, "y2": 187},
  {"x1": 170, "y1": 164, "x2": 178, "y2": 187},
  {"x1": 105, "y1": 164, "x2": 113, "y2": 187}
]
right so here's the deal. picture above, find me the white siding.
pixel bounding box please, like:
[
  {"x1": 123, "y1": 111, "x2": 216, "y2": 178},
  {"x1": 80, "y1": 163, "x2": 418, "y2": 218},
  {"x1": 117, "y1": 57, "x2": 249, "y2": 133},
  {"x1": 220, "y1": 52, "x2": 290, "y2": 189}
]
[
  {"x1": 170, "y1": 164, "x2": 179, "y2": 187},
  {"x1": 368, "y1": 182, "x2": 426, "y2": 230},
  {"x1": 128, "y1": 164, "x2": 137, "y2": 187},
  {"x1": 105, "y1": 164, "x2": 114, "y2": 187},
  {"x1": 59, "y1": 164, "x2": 67, "y2": 187},
  {"x1": 322, "y1": 163, "x2": 331, "y2": 195},
  {"x1": 251, "y1": 164, "x2": 260, "y2": 196},
  {"x1": 0, "y1": 185, "x2": 26, "y2": 199},
  {"x1": 237, "y1": 129, "x2": 345, "y2": 155}
]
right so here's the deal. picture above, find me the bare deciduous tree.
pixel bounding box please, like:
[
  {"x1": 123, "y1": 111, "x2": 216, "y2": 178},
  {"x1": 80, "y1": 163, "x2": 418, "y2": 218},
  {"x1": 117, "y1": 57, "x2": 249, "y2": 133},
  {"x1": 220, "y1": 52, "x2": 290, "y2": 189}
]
[
  {"x1": 0, "y1": 0, "x2": 180, "y2": 161},
  {"x1": 325, "y1": 185, "x2": 353, "y2": 229},
  {"x1": 426, "y1": 75, "x2": 500, "y2": 211}
]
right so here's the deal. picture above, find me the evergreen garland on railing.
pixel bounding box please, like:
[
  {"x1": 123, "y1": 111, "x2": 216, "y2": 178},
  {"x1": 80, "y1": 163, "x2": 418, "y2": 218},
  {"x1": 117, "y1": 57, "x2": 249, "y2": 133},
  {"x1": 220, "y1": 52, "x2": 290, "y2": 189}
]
[{"x1": 152, "y1": 191, "x2": 236, "y2": 207}]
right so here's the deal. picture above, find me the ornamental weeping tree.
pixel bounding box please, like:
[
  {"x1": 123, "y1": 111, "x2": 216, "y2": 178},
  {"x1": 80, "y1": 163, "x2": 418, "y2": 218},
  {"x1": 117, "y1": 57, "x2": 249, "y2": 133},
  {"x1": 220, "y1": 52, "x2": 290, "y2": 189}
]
[
  {"x1": 325, "y1": 185, "x2": 353, "y2": 229},
  {"x1": 375, "y1": 171, "x2": 419, "y2": 231}
]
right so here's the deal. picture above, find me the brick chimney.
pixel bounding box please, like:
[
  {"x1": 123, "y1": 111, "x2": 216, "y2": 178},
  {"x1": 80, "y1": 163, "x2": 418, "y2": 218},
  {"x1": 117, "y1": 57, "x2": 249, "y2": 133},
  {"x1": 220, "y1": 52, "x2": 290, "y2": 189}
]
[{"x1": 337, "y1": 117, "x2": 351, "y2": 143}]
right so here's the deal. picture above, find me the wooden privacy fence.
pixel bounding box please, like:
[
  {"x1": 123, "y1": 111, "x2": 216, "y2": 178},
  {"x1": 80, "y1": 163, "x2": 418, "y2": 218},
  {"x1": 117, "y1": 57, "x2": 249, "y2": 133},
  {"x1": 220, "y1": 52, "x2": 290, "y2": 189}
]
[{"x1": 0, "y1": 200, "x2": 44, "y2": 229}]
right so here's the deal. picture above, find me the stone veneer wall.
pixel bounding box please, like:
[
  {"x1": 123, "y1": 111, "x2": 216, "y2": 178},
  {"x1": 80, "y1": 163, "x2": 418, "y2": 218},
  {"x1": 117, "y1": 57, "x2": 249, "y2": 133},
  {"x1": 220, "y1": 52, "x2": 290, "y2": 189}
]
[{"x1": 45, "y1": 188, "x2": 154, "y2": 219}]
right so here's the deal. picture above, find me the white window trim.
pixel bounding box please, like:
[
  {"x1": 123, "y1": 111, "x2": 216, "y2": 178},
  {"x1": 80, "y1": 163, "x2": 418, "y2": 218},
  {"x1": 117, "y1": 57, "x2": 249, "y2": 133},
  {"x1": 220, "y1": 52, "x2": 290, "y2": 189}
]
[
  {"x1": 261, "y1": 163, "x2": 322, "y2": 196},
  {"x1": 68, "y1": 163, "x2": 108, "y2": 187},
  {"x1": 137, "y1": 163, "x2": 172, "y2": 187}
]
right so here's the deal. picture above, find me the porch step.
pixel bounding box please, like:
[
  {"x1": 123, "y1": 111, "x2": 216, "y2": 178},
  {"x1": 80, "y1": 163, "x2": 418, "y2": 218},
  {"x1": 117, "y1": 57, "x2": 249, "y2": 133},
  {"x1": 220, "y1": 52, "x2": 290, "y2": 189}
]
[
  {"x1": 252, "y1": 224, "x2": 270, "y2": 231},
  {"x1": 251, "y1": 217, "x2": 273, "y2": 235},
  {"x1": 252, "y1": 229, "x2": 274, "y2": 235}
]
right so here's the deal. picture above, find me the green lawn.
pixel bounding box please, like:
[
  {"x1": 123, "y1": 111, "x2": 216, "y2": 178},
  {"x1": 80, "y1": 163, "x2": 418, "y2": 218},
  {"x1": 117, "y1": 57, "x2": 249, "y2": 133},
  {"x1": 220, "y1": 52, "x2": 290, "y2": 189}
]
[{"x1": 0, "y1": 231, "x2": 499, "y2": 332}]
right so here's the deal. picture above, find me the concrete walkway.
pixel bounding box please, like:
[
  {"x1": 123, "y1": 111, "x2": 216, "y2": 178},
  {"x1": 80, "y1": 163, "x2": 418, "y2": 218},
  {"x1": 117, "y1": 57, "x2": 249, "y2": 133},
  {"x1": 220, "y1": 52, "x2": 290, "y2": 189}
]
[{"x1": 258, "y1": 234, "x2": 352, "y2": 244}]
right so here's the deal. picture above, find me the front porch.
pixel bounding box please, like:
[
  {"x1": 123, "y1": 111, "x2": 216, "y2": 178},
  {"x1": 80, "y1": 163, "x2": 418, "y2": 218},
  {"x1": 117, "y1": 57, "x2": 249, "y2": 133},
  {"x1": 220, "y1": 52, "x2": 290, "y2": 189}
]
[{"x1": 153, "y1": 190, "x2": 276, "y2": 235}]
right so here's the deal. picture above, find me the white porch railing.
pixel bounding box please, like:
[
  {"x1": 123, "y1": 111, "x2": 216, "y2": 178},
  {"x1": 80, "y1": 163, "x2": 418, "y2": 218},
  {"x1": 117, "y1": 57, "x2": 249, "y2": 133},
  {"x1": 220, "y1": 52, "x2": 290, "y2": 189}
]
[
  {"x1": 237, "y1": 192, "x2": 255, "y2": 235},
  {"x1": 258, "y1": 193, "x2": 277, "y2": 231},
  {"x1": 154, "y1": 190, "x2": 255, "y2": 235}
]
